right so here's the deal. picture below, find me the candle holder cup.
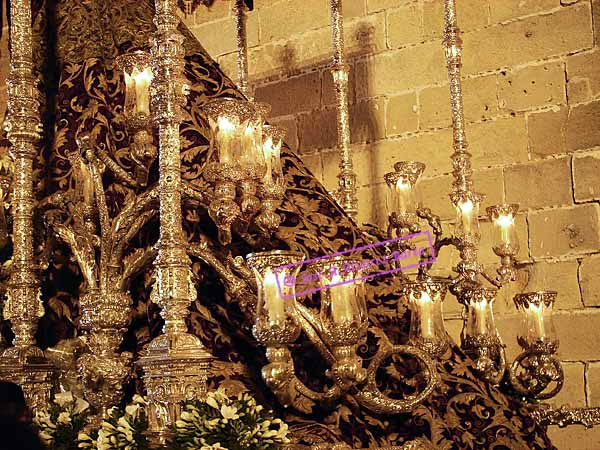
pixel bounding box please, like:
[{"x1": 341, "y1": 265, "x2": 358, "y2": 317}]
[
  {"x1": 508, "y1": 291, "x2": 563, "y2": 400},
  {"x1": 401, "y1": 278, "x2": 450, "y2": 358}
]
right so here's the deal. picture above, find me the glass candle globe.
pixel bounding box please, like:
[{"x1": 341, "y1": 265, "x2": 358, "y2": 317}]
[
  {"x1": 240, "y1": 102, "x2": 270, "y2": 179},
  {"x1": 452, "y1": 192, "x2": 483, "y2": 243},
  {"x1": 262, "y1": 125, "x2": 286, "y2": 186},
  {"x1": 487, "y1": 204, "x2": 520, "y2": 257},
  {"x1": 402, "y1": 279, "x2": 449, "y2": 356},
  {"x1": 513, "y1": 291, "x2": 558, "y2": 352},
  {"x1": 308, "y1": 256, "x2": 368, "y2": 346},
  {"x1": 116, "y1": 50, "x2": 153, "y2": 117},
  {"x1": 203, "y1": 97, "x2": 256, "y2": 166},
  {"x1": 463, "y1": 288, "x2": 499, "y2": 342},
  {"x1": 246, "y1": 250, "x2": 305, "y2": 345},
  {"x1": 384, "y1": 161, "x2": 425, "y2": 227}
]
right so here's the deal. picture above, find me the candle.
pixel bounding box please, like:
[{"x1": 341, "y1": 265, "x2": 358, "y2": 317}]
[
  {"x1": 459, "y1": 199, "x2": 474, "y2": 235},
  {"x1": 395, "y1": 178, "x2": 410, "y2": 213},
  {"x1": 495, "y1": 213, "x2": 514, "y2": 246},
  {"x1": 124, "y1": 72, "x2": 135, "y2": 111},
  {"x1": 217, "y1": 116, "x2": 236, "y2": 164},
  {"x1": 262, "y1": 137, "x2": 274, "y2": 184},
  {"x1": 330, "y1": 274, "x2": 354, "y2": 324},
  {"x1": 417, "y1": 291, "x2": 434, "y2": 339},
  {"x1": 241, "y1": 124, "x2": 256, "y2": 168},
  {"x1": 133, "y1": 68, "x2": 153, "y2": 116},
  {"x1": 78, "y1": 160, "x2": 94, "y2": 207},
  {"x1": 527, "y1": 303, "x2": 545, "y2": 340},
  {"x1": 263, "y1": 269, "x2": 285, "y2": 323},
  {"x1": 474, "y1": 300, "x2": 487, "y2": 335}
]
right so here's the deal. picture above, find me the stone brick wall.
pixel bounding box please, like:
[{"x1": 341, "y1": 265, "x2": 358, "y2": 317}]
[{"x1": 185, "y1": 1, "x2": 600, "y2": 447}]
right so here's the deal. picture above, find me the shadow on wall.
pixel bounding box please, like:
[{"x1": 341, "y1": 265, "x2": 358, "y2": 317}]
[{"x1": 236, "y1": 19, "x2": 386, "y2": 226}]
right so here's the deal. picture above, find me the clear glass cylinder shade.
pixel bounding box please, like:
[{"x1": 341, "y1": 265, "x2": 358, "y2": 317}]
[
  {"x1": 403, "y1": 279, "x2": 449, "y2": 355},
  {"x1": 514, "y1": 291, "x2": 558, "y2": 351},
  {"x1": 240, "y1": 102, "x2": 270, "y2": 178},
  {"x1": 203, "y1": 98, "x2": 257, "y2": 165},
  {"x1": 115, "y1": 51, "x2": 153, "y2": 117},
  {"x1": 246, "y1": 250, "x2": 304, "y2": 345},
  {"x1": 453, "y1": 193, "x2": 482, "y2": 243},
  {"x1": 308, "y1": 257, "x2": 367, "y2": 346},
  {"x1": 262, "y1": 125, "x2": 286, "y2": 186},
  {"x1": 464, "y1": 288, "x2": 499, "y2": 339},
  {"x1": 487, "y1": 204, "x2": 520, "y2": 256},
  {"x1": 383, "y1": 161, "x2": 424, "y2": 226}
]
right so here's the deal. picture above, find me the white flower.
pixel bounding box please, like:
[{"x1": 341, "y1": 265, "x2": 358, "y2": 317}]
[
  {"x1": 220, "y1": 405, "x2": 239, "y2": 422},
  {"x1": 74, "y1": 397, "x2": 90, "y2": 415},
  {"x1": 57, "y1": 412, "x2": 72, "y2": 425},
  {"x1": 125, "y1": 403, "x2": 140, "y2": 418},
  {"x1": 54, "y1": 391, "x2": 74, "y2": 407}
]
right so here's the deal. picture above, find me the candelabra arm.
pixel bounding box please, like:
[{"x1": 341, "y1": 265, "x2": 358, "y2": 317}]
[
  {"x1": 508, "y1": 348, "x2": 564, "y2": 400},
  {"x1": 416, "y1": 207, "x2": 442, "y2": 241},
  {"x1": 354, "y1": 344, "x2": 439, "y2": 414},
  {"x1": 95, "y1": 141, "x2": 139, "y2": 188},
  {"x1": 181, "y1": 181, "x2": 210, "y2": 206},
  {"x1": 187, "y1": 241, "x2": 249, "y2": 301},
  {"x1": 109, "y1": 186, "x2": 160, "y2": 270},
  {"x1": 261, "y1": 345, "x2": 342, "y2": 413},
  {"x1": 528, "y1": 404, "x2": 600, "y2": 428},
  {"x1": 230, "y1": 255, "x2": 257, "y2": 290},
  {"x1": 480, "y1": 269, "x2": 502, "y2": 289},
  {"x1": 416, "y1": 206, "x2": 449, "y2": 276}
]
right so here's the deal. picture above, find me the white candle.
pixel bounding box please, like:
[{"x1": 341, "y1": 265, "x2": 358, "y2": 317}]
[
  {"x1": 80, "y1": 161, "x2": 94, "y2": 206},
  {"x1": 263, "y1": 269, "x2": 285, "y2": 322},
  {"x1": 417, "y1": 292, "x2": 434, "y2": 339},
  {"x1": 217, "y1": 117, "x2": 236, "y2": 164},
  {"x1": 330, "y1": 274, "x2": 354, "y2": 324},
  {"x1": 496, "y1": 213, "x2": 514, "y2": 246},
  {"x1": 124, "y1": 73, "x2": 135, "y2": 111},
  {"x1": 241, "y1": 123, "x2": 256, "y2": 167},
  {"x1": 459, "y1": 199, "x2": 474, "y2": 235},
  {"x1": 395, "y1": 178, "x2": 410, "y2": 213},
  {"x1": 474, "y1": 300, "x2": 487, "y2": 335},
  {"x1": 527, "y1": 303, "x2": 545, "y2": 340},
  {"x1": 133, "y1": 68, "x2": 153, "y2": 116},
  {"x1": 262, "y1": 137, "x2": 274, "y2": 184}
]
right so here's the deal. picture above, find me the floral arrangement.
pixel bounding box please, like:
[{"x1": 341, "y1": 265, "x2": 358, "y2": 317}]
[
  {"x1": 33, "y1": 391, "x2": 91, "y2": 450},
  {"x1": 170, "y1": 389, "x2": 290, "y2": 450},
  {"x1": 78, "y1": 395, "x2": 149, "y2": 450},
  {"x1": 34, "y1": 389, "x2": 288, "y2": 450}
]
